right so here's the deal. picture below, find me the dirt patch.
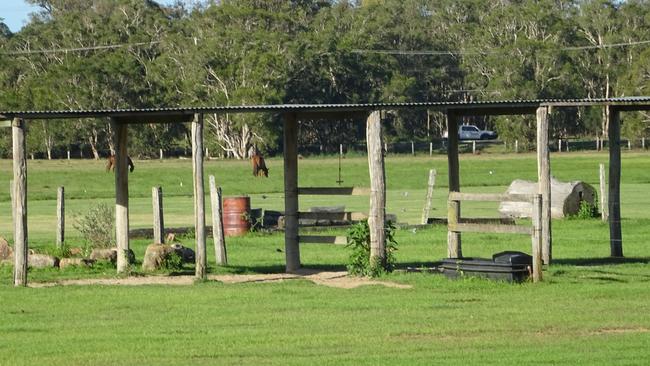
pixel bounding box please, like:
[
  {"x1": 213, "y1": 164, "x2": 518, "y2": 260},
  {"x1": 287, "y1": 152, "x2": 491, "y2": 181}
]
[
  {"x1": 589, "y1": 327, "x2": 649, "y2": 335},
  {"x1": 29, "y1": 269, "x2": 412, "y2": 290}
]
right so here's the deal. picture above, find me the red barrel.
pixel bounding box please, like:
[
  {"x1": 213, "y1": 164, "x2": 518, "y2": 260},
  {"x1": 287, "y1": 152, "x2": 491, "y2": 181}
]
[{"x1": 223, "y1": 196, "x2": 251, "y2": 236}]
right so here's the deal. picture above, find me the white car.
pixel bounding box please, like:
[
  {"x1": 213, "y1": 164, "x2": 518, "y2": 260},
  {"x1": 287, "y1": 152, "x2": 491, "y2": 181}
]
[{"x1": 443, "y1": 124, "x2": 498, "y2": 140}]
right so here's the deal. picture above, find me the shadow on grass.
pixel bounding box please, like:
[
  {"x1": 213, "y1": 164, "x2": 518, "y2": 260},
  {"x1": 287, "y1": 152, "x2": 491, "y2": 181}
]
[
  {"x1": 212, "y1": 263, "x2": 348, "y2": 275},
  {"x1": 553, "y1": 257, "x2": 650, "y2": 266}
]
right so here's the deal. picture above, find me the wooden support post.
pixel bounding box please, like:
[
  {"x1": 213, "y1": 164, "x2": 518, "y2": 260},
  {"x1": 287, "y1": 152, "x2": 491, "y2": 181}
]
[
  {"x1": 531, "y1": 194, "x2": 543, "y2": 283},
  {"x1": 608, "y1": 108, "x2": 623, "y2": 257},
  {"x1": 536, "y1": 107, "x2": 552, "y2": 264},
  {"x1": 446, "y1": 112, "x2": 461, "y2": 258},
  {"x1": 429, "y1": 142, "x2": 433, "y2": 157},
  {"x1": 339, "y1": 144, "x2": 343, "y2": 158},
  {"x1": 192, "y1": 114, "x2": 207, "y2": 279},
  {"x1": 152, "y1": 186, "x2": 164, "y2": 244},
  {"x1": 112, "y1": 119, "x2": 130, "y2": 274},
  {"x1": 12, "y1": 118, "x2": 28, "y2": 286},
  {"x1": 421, "y1": 169, "x2": 437, "y2": 225},
  {"x1": 599, "y1": 163, "x2": 608, "y2": 222},
  {"x1": 209, "y1": 175, "x2": 227, "y2": 265},
  {"x1": 283, "y1": 113, "x2": 300, "y2": 272},
  {"x1": 367, "y1": 111, "x2": 386, "y2": 268},
  {"x1": 411, "y1": 141, "x2": 415, "y2": 156},
  {"x1": 56, "y1": 187, "x2": 64, "y2": 248},
  {"x1": 159, "y1": 149, "x2": 163, "y2": 160}
]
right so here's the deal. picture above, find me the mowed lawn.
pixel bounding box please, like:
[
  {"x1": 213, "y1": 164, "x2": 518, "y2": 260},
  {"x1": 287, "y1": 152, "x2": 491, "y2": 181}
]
[{"x1": 1, "y1": 152, "x2": 650, "y2": 365}]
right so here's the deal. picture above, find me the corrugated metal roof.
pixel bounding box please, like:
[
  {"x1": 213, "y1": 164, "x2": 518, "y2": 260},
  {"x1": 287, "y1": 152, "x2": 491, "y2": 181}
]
[{"x1": 2, "y1": 97, "x2": 650, "y2": 120}]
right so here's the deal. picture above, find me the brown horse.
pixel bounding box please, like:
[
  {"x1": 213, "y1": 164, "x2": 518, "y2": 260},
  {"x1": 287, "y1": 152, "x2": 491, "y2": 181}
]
[
  {"x1": 251, "y1": 152, "x2": 268, "y2": 177},
  {"x1": 106, "y1": 155, "x2": 135, "y2": 173}
]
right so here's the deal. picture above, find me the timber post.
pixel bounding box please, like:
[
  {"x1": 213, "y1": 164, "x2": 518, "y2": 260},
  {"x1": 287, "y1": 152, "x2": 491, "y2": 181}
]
[
  {"x1": 111, "y1": 118, "x2": 130, "y2": 274},
  {"x1": 421, "y1": 169, "x2": 437, "y2": 225},
  {"x1": 536, "y1": 106, "x2": 552, "y2": 264},
  {"x1": 283, "y1": 112, "x2": 300, "y2": 272},
  {"x1": 12, "y1": 118, "x2": 28, "y2": 286},
  {"x1": 192, "y1": 113, "x2": 207, "y2": 279},
  {"x1": 608, "y1": 107, "x2": 623, "y2": 257},
  {"x1": 446, "y1": 111, "x2": 461, "y2": 258},
  {"x1": 366, "y1": 111, "x2": 386, "y2": 268},
  {"x1": 599, "y1": 163, "x2": 608, "y2": 222},
  {"x1": 531, "y1": 194, "x2": 543, "y2": 282},
  {"x1": 152, "y1": 186, "x2": 164, "y2": 244},
  {"x1": 56, "y1": 187, "x2": 65, "y2": 248},
  {"x1": 209, "y1": 175, "x2": 227, "y2": 265}
]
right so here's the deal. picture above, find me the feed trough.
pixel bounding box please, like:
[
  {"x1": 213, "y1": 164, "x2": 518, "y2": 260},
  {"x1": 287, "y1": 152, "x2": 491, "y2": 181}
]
[{"x1": 440, "y1": 251, "x2": 533, "y2": 283}]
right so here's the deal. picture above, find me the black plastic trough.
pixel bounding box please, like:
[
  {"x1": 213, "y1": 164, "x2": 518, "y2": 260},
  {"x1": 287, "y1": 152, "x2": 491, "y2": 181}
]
[{"x1": 440, "y1": 251, "x2": 533, "y2": 283}]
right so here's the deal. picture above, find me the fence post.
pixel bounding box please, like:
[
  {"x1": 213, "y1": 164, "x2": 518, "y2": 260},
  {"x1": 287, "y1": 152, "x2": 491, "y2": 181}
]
[
  {"x1": 367, "y1": 111, "x2": 386, "y2": 269},
  {"x1": 12, "y1": 118, "x2": 28, "y2": 286},
  {"x1": 515, "y1": 140, "x2": 519, "y2": 153},
  {"x1": 596, "y1": 136, "x2": 600, "y2": 151},
  {"x1": 67, "y1": 150, "x2": 71, "y2": 160},
  {"x1": 152, "y1": 186, "x2": 164, "y2": 244},
  {"x1": 209, "y1": 175, "x2": 227, "y2": 265},
  {"x1": 642, "y1": 137, "x2": 645, "y2": 150},
  {"x1": 599, "y1": 163, "x2": 608, "y2": 222},
  {"x1": 558, "y1": 139, "x2": 562, "y2": 152},
  {"x1": 421, "y1": 169, "x2": 437, "y2": 225},
  {"x1": 159, "y1": 149, "x2": 163, "y2": 160},
  {"x1": 192, "y1": 114, "x2": 207, "y2": 279},
  {"x1": 56, "y1": 187, "x2": 65, "y2": 248},
  {"x1": 472, "y1": 140, "x2": 476, "y2": 154},
  {"x1": 339, "y1": 144, "x2": 343, "y2": 158},
  {"x1": 628, "y1": 140, "x2": 632, "y2": 150},
  {"x1": 429, "y1": 142, "x2": 433, "y2": 157},
  {"x1": 531, "y1": 194, "x2": 543, "y2": 283},
  {"x1": 411, "y1": 141, "x2": 415, "y2": 156}
]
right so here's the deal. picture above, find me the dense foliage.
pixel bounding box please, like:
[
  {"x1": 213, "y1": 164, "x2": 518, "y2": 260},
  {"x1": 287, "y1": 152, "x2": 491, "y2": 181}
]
[{"x1": 1, "y1": 0, "x2": 649, "y2": 158}]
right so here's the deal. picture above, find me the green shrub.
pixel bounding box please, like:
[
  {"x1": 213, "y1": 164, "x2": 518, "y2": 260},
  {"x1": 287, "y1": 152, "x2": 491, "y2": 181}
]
[
  {"x1": 572, "y1": 200, "x2": 599, "y2": 220},
  {"x1": 346, "y1": 220, "x2": 398, "y2": 277},
  {"x1": 161, "y1": 252, "x2": 183, "y2": 271},
  {"x1": 73, "y1": 203, "x2": 115, "y2": 249}
]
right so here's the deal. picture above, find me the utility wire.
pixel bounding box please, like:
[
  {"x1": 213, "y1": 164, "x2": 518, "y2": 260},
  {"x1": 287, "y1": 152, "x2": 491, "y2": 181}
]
[{"x1": 0, "y1": 41, "x2": 161, "y2": 55}]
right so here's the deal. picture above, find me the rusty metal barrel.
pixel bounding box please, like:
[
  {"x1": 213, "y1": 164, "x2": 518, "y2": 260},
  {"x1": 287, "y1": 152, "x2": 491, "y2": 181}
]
[{"x1": 223, "y1": 196, "x2": 251, "y2": 236}]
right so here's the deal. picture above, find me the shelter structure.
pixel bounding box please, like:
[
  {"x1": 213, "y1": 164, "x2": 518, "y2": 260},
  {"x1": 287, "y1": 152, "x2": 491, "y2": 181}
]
[{"x1": 2, "y1": 97, "x2": 650, "y2": 286}]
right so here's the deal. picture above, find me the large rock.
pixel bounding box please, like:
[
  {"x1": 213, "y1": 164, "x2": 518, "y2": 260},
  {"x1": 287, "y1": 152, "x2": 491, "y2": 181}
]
[
  {"x1": 0, "y1": 237, "x2": 12, "y2": 260},
  {"x1": 89, "y1": 247, "x2": 135, "y2": 264},
  {"x1": 60, "y1": 258, "x2": 95, "y2": 269},
  {"x1": 499, "y1": 178, "x2": 597, "y2": 219},
  {"x1": 28, "y1": 253, "x2": 59, "y2": 268},
  {"x1": 143, "y1": 243, "x2": 194, "y2": 271}
]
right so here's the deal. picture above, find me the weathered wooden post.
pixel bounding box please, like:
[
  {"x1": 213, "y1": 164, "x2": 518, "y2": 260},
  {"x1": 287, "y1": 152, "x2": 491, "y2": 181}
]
[
  {"x1": 536, "y1": 106, "x2": 552, "y2": 264},
  {"x1": 12, "y1": 118, "x2": 28, "y2": 286},
  {"x1": 56, "y1": 187, "x2": 64, "y2": 248},
  {"x1": 421, "y1": 169, "x2": 437, "y2": 225},
  {"x1": 531, "y1": 194, "x2": 543, "y2": 282},
  {"x1": 152, "y1": 186, "x2": 164, "y2": 244},
  {"x1": 558, "y1": 138, "x2": 562, "y2": 152},
  {"x1": 429, "y1": 142, "x2": 433, "y2": 157},
  {"x1": 192, "y1": 114, "x2": 207, "y2": 279},
  {"x1": 628, "y1": 140, "x2": 632, "y2": 150},
  {"x1": 411, "y1": 141, "x2": 415, "y2": 156},
  {"x1": 283, "y1": 112, "x2": 300, "y2": 272},
  {"x1": 159, "y1": 148, "x2": 163, "y2": 160},
  {"x1": 446, "y1": 111, "x2": 461, "y2": 258},
  {"x1": 111, "y1": 118, "x2": 130, "y2": 274},
  {"x1": 339, "y1": 143, "x2": 343, "y2": 158},
  {"x1": 67, "y1": 150, "x2": 71, "y2": 160},
  {"x1": 608, "y1": 107, "x2": 623, "y2": 257},
  {"x1": 209, "y1": 175, "x2": 227, "y2": 265},
  {"x1": 642, "y1": 137, "x2": 646, "y2": 150},
  {"x1": 599, "y1": 163, "x2": 608, "y2": 222},
  {"x1": 472, "y1": 140, "x2": 476, "y2": 154},
  {"x1": 515, "y1": 140, "x2": 519, "y2": 154},
  {"x1": 367, "y1": 111, "x2": 386, "y2": 269}
]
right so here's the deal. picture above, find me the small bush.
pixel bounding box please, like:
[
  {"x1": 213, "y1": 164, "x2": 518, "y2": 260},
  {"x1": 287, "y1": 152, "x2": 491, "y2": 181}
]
[
  {"x1": 346, "y1": 220, "x2": 398, "y2": 277},
  {"x1": 161, "y1": 252, "x2": 183, "y2": 271},
  {"x1": 572, "y1": 200, "x2": 599, "y2": 220},
  {"x1": 73, "y1": 203, "x2": 115, "y2": 249}
]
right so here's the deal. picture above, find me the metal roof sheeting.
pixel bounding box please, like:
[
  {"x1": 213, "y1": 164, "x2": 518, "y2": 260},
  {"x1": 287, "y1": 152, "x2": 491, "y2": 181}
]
[{"x1": 2, "y1": 97, "x2": 650, "y2": 120}]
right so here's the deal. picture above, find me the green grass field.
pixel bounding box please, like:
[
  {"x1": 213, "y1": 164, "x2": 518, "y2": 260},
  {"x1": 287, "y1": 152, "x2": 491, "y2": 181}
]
[{"x1": 1, "y1": 152, "x2": 650, "y2": 365}]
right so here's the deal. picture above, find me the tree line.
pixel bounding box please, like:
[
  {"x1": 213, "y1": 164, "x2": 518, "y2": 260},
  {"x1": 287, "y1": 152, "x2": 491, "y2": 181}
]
[{"x1": 0, "y1": 0, "x2": 649, "y2": 159}]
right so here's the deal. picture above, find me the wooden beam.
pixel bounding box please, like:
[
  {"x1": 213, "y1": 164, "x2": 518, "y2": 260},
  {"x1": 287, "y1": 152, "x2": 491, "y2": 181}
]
[
  {"x1": 209, "y1": 175, "x2": 227, "y2": 266},
  {"x1": 608, "y1": 107, "x2": 623, "y2": 257},
  {"x1": 297, "y1": 187, "x2": 370, "y2": 196},
  {"x1": 110, "y1": 113, "x2": 194, "y2": 124},
  {"x1": 448, "y1": 192, "x2": 535, "y2": 203},
  {"x1": 192, "y1": 114, "x2": 207, "y2": 278},
  {"x1": 56, "y1": 187, "x2": 64, "y2": 248},
  {"x1": 297, "y1": 211, "x2": 368, "y2": 221},
  {"x1": 367, "y1": 111, "x2": 386, "y2": 270},
  {"x1": 111, "y1": 119, "x2": 130, "y2": 274},
  {"x1": 536, "y1": 106, "x2": 552, "y2": 264},
  {"x1": 152, "y1": 186, "x2": 164, "y2": 244},
  {"x1": 295, "y1": 110, "x2": 369, "y2": 121},
  {"x1": 449, "y1": 223, "x2": 531, "y2": 235},
  {"x1": 446, "y1": 112, "x2": 461, "y2": 258},
  {"x1": 299, "y1": 235, "x2": 347, "y2": 245},
  {"x1": 12, "y1": 118, "x2": 27, "y2": 286},
  {"x1": 0, "y1": 120, "x2": 12, "y2": 128},
  {"x1": 283, "y1": 112, "x2": 301, "y2": 272},
  {"x1": 421, "y1": 169, "x2": 437, "y2": 225}
]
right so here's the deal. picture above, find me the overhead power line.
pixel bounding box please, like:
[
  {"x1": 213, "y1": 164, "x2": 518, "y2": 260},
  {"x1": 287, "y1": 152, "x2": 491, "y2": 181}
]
[
  {"x1": 0, "y1": 41, "x2": 161, "y2": 55},
  {"x1": 351, "y1": 39, "x2": 650, "y2": 56}
]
